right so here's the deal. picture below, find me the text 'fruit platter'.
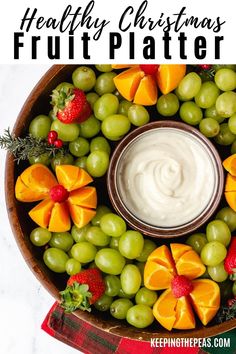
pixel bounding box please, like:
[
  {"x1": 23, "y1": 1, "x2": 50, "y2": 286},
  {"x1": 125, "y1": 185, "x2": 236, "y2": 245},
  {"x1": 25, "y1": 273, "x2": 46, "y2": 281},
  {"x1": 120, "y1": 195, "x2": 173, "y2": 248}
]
[{"x1": 2, "y1": 64, "x2": 236, "y2": 332}]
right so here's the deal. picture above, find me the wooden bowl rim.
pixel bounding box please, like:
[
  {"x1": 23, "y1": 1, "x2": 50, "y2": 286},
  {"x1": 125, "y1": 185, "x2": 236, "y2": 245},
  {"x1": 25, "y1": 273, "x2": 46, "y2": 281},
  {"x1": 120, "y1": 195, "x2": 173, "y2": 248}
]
[{"x1": 4, "y1": 64, "x2": 236, "y2": 340}]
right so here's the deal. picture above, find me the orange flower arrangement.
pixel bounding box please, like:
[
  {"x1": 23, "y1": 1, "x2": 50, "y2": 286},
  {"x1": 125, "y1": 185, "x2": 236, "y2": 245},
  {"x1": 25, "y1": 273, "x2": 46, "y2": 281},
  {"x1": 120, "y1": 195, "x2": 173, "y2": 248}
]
[
  {"x1": 15, "y1": 164, "x2": 97, "y2": 232},
  {"x1": 144, "y1": 243, "x2": 220, "y2": 330}
]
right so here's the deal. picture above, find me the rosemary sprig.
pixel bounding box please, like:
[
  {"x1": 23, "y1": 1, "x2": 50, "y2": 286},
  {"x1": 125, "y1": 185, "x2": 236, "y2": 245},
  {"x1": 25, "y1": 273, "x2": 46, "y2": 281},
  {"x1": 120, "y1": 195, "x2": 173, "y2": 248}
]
[
  {"x1": 216, "y1": 302, "x2": 236, "y2": 323},
  {"x1": 0, "y1": 128, "x2": 67, "y2": 164}
]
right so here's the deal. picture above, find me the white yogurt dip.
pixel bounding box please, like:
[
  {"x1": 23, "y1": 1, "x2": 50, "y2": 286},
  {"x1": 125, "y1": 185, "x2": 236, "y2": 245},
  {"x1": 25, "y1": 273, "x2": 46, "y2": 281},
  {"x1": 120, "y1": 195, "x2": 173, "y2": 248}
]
[{"x1": 116, "y1": 128, "x2": 216, "y2": 227}]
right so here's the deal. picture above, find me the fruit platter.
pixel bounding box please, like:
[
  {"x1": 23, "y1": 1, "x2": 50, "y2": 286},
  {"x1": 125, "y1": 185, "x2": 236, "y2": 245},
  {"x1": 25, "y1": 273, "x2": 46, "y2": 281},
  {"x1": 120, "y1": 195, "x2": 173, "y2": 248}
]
[{"x1": 3, "y1": 64, "x2": 236, "y2": 340}]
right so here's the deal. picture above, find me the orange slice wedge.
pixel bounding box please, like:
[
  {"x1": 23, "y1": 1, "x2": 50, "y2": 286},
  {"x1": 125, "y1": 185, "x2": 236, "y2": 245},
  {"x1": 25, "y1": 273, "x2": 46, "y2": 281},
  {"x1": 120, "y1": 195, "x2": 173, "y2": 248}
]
[
  {"x1": 69, "y1": 204, "x2": 96, "y2": 228},
  {"x1": 68, "y1": 186, "x2": 97, "y2": 209},
  {"x1": 48, "y1": 202, "x2": 71, "y2": 232},
  {"x1": 29, "y1": 198, "x2": 54, "y2": 228},
  {"x1": 223, "y1": 154, "x2": 236, "y2": 176},
  {"x1": 225, "y1": 191, "x2": 236, "y2": 211},
  {"x1": 190, "y1": 279, "x2": 220, "y2": 325},
  {"x1": 133, "y1": 75, "x2": 158, "y2": 105},
  {"x1": 56, "y1": 165, "x2": 93, "y2": 192},
  {"x1": 225, "y1": 173, "x2": 236, "y2": 192},
  {"x1": 156, "y1": 65, "x2": 186, "y2": 94},
  {"x1": 113, "y1": 67, "x2": 144, "y2": 101}
]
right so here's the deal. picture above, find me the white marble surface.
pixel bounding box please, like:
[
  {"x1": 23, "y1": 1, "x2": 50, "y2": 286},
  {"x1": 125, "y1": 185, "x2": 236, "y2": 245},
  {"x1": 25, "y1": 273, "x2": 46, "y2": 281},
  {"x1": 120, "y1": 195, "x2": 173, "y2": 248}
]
[{"x1": 0, "y1": 65, "x2": 81, "y2": 354}]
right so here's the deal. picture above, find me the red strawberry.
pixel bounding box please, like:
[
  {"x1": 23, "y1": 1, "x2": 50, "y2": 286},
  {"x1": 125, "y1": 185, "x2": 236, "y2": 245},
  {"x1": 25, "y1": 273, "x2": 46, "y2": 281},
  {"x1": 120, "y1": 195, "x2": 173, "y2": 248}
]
[
  {"x1": 171, "y1": 275, "x2": 193, "y2": 298},
  {"x1": 60, "y1": 268, "x2": 105, "y2": 313},
  {"x1": 224, "y1": 237, "x2": 236, "y2": 280},
  {"x1": 51, "y1": 87, "x2": 92, "y2": 124},
  {"x1": 139, "y1": 64, "x2": 159, "y2": 75}
]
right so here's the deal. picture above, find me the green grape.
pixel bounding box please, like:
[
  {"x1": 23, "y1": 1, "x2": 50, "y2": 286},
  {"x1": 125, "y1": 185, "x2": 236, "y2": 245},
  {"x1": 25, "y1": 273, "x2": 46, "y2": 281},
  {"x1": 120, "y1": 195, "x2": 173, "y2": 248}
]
[
  {"x1": 95, "y1": 248, "x2": 125, "y2": 275},
  {"x1": 65, "y1": 258, "x2": 81, "y2": 275},
  {"x1": 86, "y1": 151, "x2": 109, "y2": 177},
  {"x1": 177, "y1": 72, "x2": 202, "y2": 100},
  {"x1": 74, "y1": 156, "x2": 87, "y2": 170},
  {"x1": 118, "y1": 230, "x2": 144, "y2": 259},
  {"x1": 90, "y1": 136, "x2": 111, "y2": 155},
  {"x1": 94, "y1": 294, "x2": 113, "y2": 311},
  {"x1": 101, "y1": 114, "x2": 131, "y2": 141},
  {"x1": 69, "y1": 137, "x2": 90, "y2": 157},
  {"x1": 194, "y1": 82, "x2": 220, "y2": 109},
  {"x1": 55, "y1": 82, "x2": 74, "y2": 91},
  {"x1": 186, "y1": 233, "x2": 208, "y2": 254},
  {"x1": 29, "y1": 153, "x2": 51, "y2": 166},
  {"x1": 85, "y1": 225, "x2": 110, "y2": 246},
  {"x1": 109, "y1": 237, "x2": 120, "y2": 250},
  {"x1": 104, "y1": 275, "x2": 121, "y2": 296},
  {"x1": 135, "y1": 287, "x2": 158, "y2": 307},
  {"x1": 51, "y1": 119, "x2": 80, "y2": 141},
  {"x1": 199, "y1": 118, "x2": 220, "y2": 138},
  {"x1": 127, "y1": 104, "x2": 150, "y2": 126},
  {"x1": 93, "y1": 93, "x2": 119, "y2": 121},
  {"x1": 156, "y1": 93, "x2": 179, "y2": 117},
  {"x1": 206, "y1": 220, "x2": 231, "y2": 247},
  {"x1": 205, "y1": 105, "x2": 225, "y2": 123},
  {"x1": 175, "y1": 87, "x2": 190, "y2": 102},
  {"x1": 110, "y1": 298, "x2": 133, "y2": 319},
  {"x1": 179, "y1": 101, "x2": 203, "y2": 125},
  {"x1": 126, "y1": 304, "x2": 154, "y2": 328},
  {"x1": 216, "y1": 207, "x2": 236, "y2": 232},
  {"x1": 233, "y1": 281, "x2": 236, "y2": 296},
  {"x1": 118, "y1": 100, "x2": 133, "y2": 116},
  {"x1": 95, "y1": 72, "x2": 117, "y2": 95},
  {"x1": 231, "y1": 140, "x2": 236, "y2": 154},
  {"x1": 43, "y1": 248, "x2": 69, "y2": 273},
  {"x1": 86, "y1": 92, "x2": 99, "y2": 109},
  {"x1": 207, "y1": 262, "x2": 228, "y2": 282},
  {"x1": 49, "y1": 232, "x2": 74, "y2": 252},
  {"x1": 213, "y1": 64, "x2": 236, "y2": 71},
  {"x1": 70, "y1": 242, "x2": 97, "y2": 263},
  {"x1": 51, "y1": 153, "x2": 74, "y2": 171},
  {"x1": 30, "y1": 227, "x2": 52, "y2": 246},
  {"x1": 216, "y1": 91, "x2": 236, "y2": 118},
  {"x1": 29, "y1": 115, "x2": 51, "y2": 139},
  {"x1": 135, "y1": 239, "x2": 156, "y2": 262},
  {"x1": 228, "y1": 113, "x2": 236, "y2": 134},
  {"x1": 95, "y1": 64, "x2": 113, "y2": 72},
  {"x1": 91, "y1": 205, "x2": 111, "y2": 226},
  {"x1": 120, "y1": 264, "x2": 141, "y2": 295},
  {"x1": 72, "y1": 66, "x2": 96, "y2": 92},
  {"x1": 214, "y1": 68, "x2": 236, "y2": 91},
  {"x1": 118, "y1": 288, "x2": 135, "y2": 299},
  {"x1": 100, "y1": 213, "x2": 127, "y2": 237},
  {"x1": 214, "y1": 123, "x2": 236, "y2": 145},
  {"x1": 200, "y1": 241, "x2": 227, "y2": 266},
  {"x1": 79, "y1": 115, "x2": 100, "y2": 138}
]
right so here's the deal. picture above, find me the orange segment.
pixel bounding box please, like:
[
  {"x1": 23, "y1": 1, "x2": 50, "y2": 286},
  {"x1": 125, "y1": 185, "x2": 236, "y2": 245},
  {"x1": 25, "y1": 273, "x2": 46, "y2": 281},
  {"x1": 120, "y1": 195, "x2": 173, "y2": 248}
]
[
  {"x1": 175, "y1": 250, "x2": 206, "y2": 280},
  {"x1": 170, "y1": 243, "x2": 192, "y2": 263},
  {"x1": 225, "y1": 191, "x2": 236, "y2": 211},
  {"x1": 225, "y1": 173, "x2": 236, "y2": 192},
  {"x1": 223, "y1": 154, "x2": 236, "y2": 176},
  {"x1": 19, "y1": 164, "x2": 57, "y2": 194},
  {"x1": 133, "y1": 75, "x2": 158, "y2": 105},
  {"x1": 113, "y1": 67, "x2": 144, "y2": 101},
  {"x1": 111, "y1": 65, "x2": 137, "y2": 69},
  {"x1": 156, "y1": 64, "x2": 186, "y2": 94},
  {"x1": 173, "y1": 296, "x2": 195, "y2": 330},
  {"x1": 148, "y1": 245, "x2": 176, "y2": 272},
  {"x1": 48, "y1": 202, "x2": 71, "y2": 232},
  {"x1": 56, "y1": 165, "x2": 93, "y2": 191},
  {"x1": 190, "y1": 279, "x2": 220, "y2": 325},
  {"x1": 69, "y1": 204, "x2": 96, "y2": 228},
  {"x1": 15, "y1": 176, "x2": 48, "y2": 202},
  {"x1": 68, "y1": 187, "x2": 97, "y2": 209},
  {"x1": 29, "y1": 198, "x2": 54, "y2": 228},
  {"x1": 144, "y1": 260, "x2": 175, "y2": 290},
  {"x1": 153, "y1": 289, "x2": 178, "y2": 331}
]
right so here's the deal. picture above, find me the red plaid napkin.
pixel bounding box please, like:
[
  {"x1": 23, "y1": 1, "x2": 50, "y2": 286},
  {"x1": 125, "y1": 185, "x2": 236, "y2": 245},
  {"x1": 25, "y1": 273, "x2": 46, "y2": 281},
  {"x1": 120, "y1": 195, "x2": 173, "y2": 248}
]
[{"x1": 41, "y1": 302, "x2": 206, "y2": 354}]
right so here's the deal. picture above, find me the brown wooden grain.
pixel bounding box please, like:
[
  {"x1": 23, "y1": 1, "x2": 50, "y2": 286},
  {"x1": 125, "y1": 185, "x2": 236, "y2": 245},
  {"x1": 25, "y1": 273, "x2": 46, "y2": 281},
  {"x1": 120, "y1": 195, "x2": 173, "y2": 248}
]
[{"x1": 5, "y1": 65, "x2": 236, "y2": 340}]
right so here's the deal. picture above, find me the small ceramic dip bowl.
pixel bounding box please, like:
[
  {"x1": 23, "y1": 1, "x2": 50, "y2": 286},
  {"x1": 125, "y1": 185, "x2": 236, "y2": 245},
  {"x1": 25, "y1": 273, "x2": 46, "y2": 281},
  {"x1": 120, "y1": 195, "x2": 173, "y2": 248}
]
[{"x1": 107, "y1": 120, "x2": 224, "y2": 238}]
